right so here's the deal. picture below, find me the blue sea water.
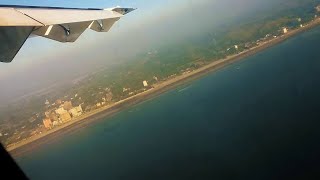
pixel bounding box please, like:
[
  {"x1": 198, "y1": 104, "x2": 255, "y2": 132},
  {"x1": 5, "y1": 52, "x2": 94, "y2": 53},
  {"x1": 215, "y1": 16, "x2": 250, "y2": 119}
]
[{"x1": 16, "y1": 27, "x2": 320, "y2": 180}]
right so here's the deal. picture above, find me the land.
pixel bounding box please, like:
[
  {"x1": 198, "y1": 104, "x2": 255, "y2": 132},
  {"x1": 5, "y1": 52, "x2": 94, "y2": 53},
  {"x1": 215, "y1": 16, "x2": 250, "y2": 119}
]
[{"x1": 8, "y1": 17, "x2": 320, "y2": 157}]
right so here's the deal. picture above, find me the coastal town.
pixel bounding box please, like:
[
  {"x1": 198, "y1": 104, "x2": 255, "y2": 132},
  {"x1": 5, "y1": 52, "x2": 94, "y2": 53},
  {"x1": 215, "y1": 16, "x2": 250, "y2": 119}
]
[
  {"x1": 2, "y1": 4, "x2": 320, "y2": 152},
  {"x1": 4, "y1": 79, "x2": 153, "y2": 150}
]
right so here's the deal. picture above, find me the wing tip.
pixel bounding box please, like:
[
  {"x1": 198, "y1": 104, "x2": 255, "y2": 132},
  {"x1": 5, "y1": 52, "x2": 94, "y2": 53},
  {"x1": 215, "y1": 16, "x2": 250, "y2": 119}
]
[{"x1": 106, "y1": 7, "x2": 136, "y2": 15}]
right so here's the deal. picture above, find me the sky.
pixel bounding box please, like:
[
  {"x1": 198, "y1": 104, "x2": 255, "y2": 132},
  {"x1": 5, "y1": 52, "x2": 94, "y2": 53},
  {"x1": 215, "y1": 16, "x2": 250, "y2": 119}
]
[{"x1": 0, "y1": 0, "x2": 278, "y2": 105}]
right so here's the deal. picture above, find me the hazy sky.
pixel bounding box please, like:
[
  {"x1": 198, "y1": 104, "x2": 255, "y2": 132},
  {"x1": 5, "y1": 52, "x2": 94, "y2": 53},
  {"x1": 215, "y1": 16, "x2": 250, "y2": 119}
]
[{"x1": 0, "y1": 0, "x2": 278, "y2": 105}]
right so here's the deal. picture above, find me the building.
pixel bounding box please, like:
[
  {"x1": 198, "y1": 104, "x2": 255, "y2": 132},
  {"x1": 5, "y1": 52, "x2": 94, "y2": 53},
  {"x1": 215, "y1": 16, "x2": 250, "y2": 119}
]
[
  {"x1": 63, "y1": 101, "x2": 73, "y2": 111},
  {"x1": 316, "y1": 5, "x2": 320, "y2": 12},
  {"x1": 143, "y1": 80, "x2": 148, "y2": 87},
  {"x1": 43, "y1": 118, "x2": 53, "y2": 129},
  {"x1": 52, "y1": 121, "x2": 59, "y2": 126},
  {"x1": 123, "y1": 88, "x2": 129, "y2": 92},
  {"x1": 283, "y1": 27, "x2": 288, "y2": 34},
  {"x1": 234, "y1": 45, "x2": 238, "y2": 50},
  {"x1": 55, "y1": 107, "x2": 68, "y2": 115},
  {"x1": 28, "y1": 117, "x2": 37, "y2": 123},
  {"x1": 153, "y1": 76, "x2": 158, "y2": 81},
  {"x1": 105, "y1": 92, "x2": 113, "y2": 102},
  {"x1": 49, "y1": 112, "x2": 59, "y2": 122},
  {"x1": 55, "y1": 99, "x2": 62, "y2": 105},
  {"x1": 45, "y1": 111, "x2": 51, "y2": 118},
  {"x1": 60, "y1": 112, "x2": 72, "y2": 122},
  {"x1": 55, "y1": 107, "x2": 72, "y2": 122},
  {"x1": 69, "y1": 105, "x2": 83, "y2": 118}
]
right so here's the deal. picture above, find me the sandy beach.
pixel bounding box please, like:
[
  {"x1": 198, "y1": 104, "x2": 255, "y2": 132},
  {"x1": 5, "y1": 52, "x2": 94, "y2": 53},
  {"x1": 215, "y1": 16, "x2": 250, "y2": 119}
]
[{"x1": 8, "y1": 18, "x2": 320, "y2": 157}]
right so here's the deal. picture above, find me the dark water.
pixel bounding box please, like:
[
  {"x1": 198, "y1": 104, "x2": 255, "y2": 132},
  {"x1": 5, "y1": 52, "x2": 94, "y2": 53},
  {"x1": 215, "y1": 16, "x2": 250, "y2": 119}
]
[{"x1": 16, "y1": 27, "x2": 320, "y2": 180}]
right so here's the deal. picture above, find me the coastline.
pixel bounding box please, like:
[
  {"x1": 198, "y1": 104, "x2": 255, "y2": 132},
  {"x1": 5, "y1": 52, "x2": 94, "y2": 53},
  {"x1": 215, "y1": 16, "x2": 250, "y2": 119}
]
[{"x1": 9, "y1": 18, "x2": 320, "y2": 157}]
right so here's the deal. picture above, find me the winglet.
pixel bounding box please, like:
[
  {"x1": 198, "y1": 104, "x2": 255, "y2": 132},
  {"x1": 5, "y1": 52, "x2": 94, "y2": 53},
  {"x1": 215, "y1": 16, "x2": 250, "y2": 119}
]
[{"x1": 107, "y1": 7, "x2": 136, "y2": 15}]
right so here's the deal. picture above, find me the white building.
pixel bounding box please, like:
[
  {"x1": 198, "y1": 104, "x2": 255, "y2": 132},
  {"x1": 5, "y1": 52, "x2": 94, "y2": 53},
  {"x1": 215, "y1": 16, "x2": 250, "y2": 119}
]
[
  {"x1": 52, "y1": 121, "x2": 59, "y2": 126},
  {"x1": 153, "y1": 76, "x2": 158, "y2": 81},
  {"x1": 45, "y1": 99, "x2": 50, "y2": 105},
  {"x1": 123, "y1": 88, "x2": 129, "y2": 92},
  {"x1": 143, "y1": 80, "x2": 148, "y2": 87},
  {"x1": 234, "y1": 45, "x2": 238, "y2": 50},
  {"x1": 283, "y1": 27, "x2": 288, "y2": 34}
]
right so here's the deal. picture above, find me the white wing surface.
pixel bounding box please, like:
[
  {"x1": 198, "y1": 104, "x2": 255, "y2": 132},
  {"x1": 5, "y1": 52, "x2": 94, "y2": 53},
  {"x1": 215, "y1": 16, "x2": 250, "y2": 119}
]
[{"x1": 0, "y1": 5, "x2": 135, "y2": 62}]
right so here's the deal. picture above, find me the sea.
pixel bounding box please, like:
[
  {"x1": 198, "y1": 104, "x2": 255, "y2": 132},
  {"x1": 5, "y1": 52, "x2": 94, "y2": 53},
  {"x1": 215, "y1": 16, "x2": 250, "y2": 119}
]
[{"x1": 16, "y1": 26, "x2": 320, "y2": 180}]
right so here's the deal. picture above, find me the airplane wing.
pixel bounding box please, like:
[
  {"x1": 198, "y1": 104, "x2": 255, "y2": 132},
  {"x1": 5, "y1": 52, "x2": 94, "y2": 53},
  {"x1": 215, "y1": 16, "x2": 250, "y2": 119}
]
[{"x1": 0, "y1": 5, "x2": 135, "y2": 63}]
